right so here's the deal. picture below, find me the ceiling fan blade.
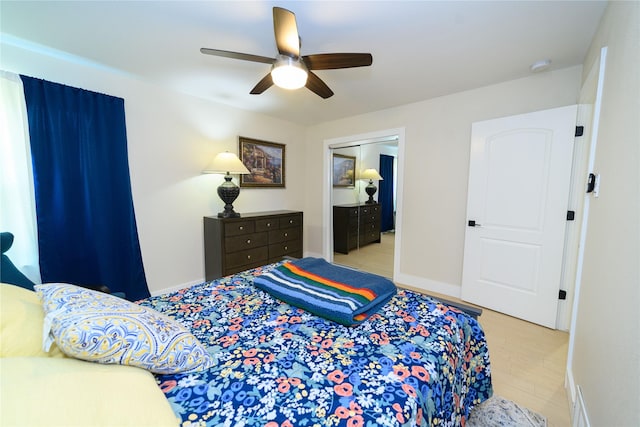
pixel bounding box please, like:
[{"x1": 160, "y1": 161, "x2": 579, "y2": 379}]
[
  {"x1": 200, "y1": 48, "x2": 274, "y2": 65},
  {"x1": 250, "y1": 73, "x2": 274, "y2": 95},
  {"x1": 303, "y1": 53, "x2": 373, "y2": 70},
  {"x1": 273, "y1": 7, "x2": 300, "y2": 57},
  {"x1": 306, "y1": 71, "x2": 334, "y2": 99}
]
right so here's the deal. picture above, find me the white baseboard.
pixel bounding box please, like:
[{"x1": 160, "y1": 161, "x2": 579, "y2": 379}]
[
  {"x1": 566, "y1": 369, "x2": 591, "y2": 427},
  {"x1": 150, "y1": 254, "x2": 325, "y2": 298},
  {"x1": 151, "y1": 278, "x2": 204, "y2": 297},
  {"x1": 566, "y1": 369, "x2": 577, "y2": 409},
  {"x1": 393, "y1": 272, "x2": 461, "y2": 299},
  {"x1": 305, "y1": 251, "x2": 324, "y2": 259},
  {"x1": 572, "y1": 386, "x2": 591, "y2": 427},
  {"x1": 149, "y1": 262, "x2": 462, "y2": 301}
]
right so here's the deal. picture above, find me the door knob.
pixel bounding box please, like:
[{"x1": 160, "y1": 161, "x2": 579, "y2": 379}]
[{"x1": 468, "y1": 220, "x2": 482, "y2": 227}]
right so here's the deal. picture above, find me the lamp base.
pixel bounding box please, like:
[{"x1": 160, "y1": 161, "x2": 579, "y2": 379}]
[
  {"x1": 217, "y1": 174, "x2": 242, "y2": 218},
  {"x1": 218, "y1": 209, "x2": 241, "y2": 218},
  {"x1": 365, "y1": 181, "x2": 377, "y2": 204}
]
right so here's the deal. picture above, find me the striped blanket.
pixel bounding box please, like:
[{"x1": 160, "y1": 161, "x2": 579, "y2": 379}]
[{"x1": 253, "y1": 257, "x2": 397, "y2": 326}]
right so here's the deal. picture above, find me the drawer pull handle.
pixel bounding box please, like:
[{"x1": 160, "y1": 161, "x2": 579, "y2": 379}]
[
  {"x1": 246, "y1": 239, "x2": 251, "y2": 244},
  {"x1": 267, "y1": 223, "x2": 271, "y2": 227},
  {"x1": 247, "y1": 255, "x2": 251, "y2": 260},
  {"x1": 284, "y1": 233, "x2": 288, "y2": 237},
  {"x1": 284, "y1": 246, "x2": 288, "y2": 251},
  {"x1": 289, "y1": 219, "x2": 294, "y2": 224},
  {"x1": 239, "y1": 226, "x2": 244, "y2": 230}
]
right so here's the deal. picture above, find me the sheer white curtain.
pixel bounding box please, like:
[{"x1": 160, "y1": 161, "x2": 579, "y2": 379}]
[{"x1": 0, "y1": 71, "x2": 41, "y2": 283}]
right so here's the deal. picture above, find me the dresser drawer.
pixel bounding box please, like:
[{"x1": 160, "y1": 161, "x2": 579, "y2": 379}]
[
  {"x1": 225, "y1": 246, "x2": 269, "y2": 269},
  {"x1": 225, "y1": 232, "x2": 268, "y2": 253},
  {"x1": 269, "y1": 239, "x2": 302, "y2": 259},
  {"x1": 268, "y1": 227, "x2": 300, "y2": 243},
  {"x1": 255, "y1": 218, "x2": 278, "y2": 232},
  {"x1": 279, "y1": 214, "x2": 302, "y2": 229},
  {"x1": 361, "y1": 212, "x2": 381, "y2": 224},
  {"x1": 224, "y1": 221, "x2": 255, "y2": 236}
]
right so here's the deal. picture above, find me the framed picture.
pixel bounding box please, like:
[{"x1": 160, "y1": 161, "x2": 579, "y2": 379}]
[
  {"x1": 333, "y1": 154, "x2": 356, "y2": 187},
  {"x1": 239, "y1": 137, "x2": 285, "y2": 188}
]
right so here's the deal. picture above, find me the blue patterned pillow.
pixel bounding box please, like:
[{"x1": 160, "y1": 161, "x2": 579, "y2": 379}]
[{"x1": 35, "y1": 283, "x2": 214, "y2": 374}]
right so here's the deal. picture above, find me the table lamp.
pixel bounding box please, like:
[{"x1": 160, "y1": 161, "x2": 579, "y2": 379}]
[
  {"x1": 360, "y1": 168, "x2": 383, "y2": 204},
  {"x1": 203, "y1": 151, "x2": 250, "y2": 218}
]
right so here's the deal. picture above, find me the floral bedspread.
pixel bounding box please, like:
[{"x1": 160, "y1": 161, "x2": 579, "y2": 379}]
[{"x1": 139, "y1": 262, "x2": 492, "y2": 427}]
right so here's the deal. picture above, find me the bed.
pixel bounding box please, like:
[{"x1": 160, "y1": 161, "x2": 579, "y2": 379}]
[
  {"x1": 139, "y1": 259, "x2": 493, "y2": 426},
  {"x1": 1, "y1": 258, "x2": 492, "y2": 427}
]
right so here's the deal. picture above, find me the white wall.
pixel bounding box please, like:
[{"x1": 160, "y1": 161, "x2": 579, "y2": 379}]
[
  {"x1": 305, "y1": 66, "x2": 582, "y2": 296},
  {"x1": 1, "y1": 40, "x2": 306, "y2": 295},
  {"x1": 331, "y1": 143, "x2": 397, "y2": 206},
  {"x1": 569, "y1": 2, "x2": 640, "y2": 425}
]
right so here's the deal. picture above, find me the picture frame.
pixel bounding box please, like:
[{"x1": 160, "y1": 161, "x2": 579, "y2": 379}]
[
  {"x1": 239, "y1": 137, "x2": 286, "y2": 188},
  {"x1": 332, "y1": 154, "x2": 356, "y2": 187}
]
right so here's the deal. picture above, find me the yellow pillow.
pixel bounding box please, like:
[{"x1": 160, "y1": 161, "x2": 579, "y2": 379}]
[
  {"x1": 0, "y1": 357, "x2": 180, "y2": 427},
  {"x1": 0, "y1": 283, "x2": 64, "y2": 357}
]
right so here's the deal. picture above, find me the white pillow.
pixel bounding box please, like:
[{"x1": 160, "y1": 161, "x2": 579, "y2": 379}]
[{"x1": 35, "y1": 283, "x2": 214, "y2": 374}]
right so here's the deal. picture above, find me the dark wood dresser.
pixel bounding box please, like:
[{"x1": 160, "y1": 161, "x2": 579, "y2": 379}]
[
  {"x1": 333, "y1": 203, "x2": 381, "y2": 254},
  {"x1": 204, "y1": 210, "x2": 303, "y2": 281}
]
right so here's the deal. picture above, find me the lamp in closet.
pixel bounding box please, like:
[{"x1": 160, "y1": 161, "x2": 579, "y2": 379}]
[{"x1": 359, "y1": 168, "x2": 383, "y2": 204}]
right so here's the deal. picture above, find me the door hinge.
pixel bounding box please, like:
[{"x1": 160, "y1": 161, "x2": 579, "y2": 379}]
[
  {"x1": 567, "y1": 210, "x2": 575, "y2": 221},
  {"x1": 575, "y1": 126, "x2": 584, "y2": 137},
  {"x1": 559, "y1": 290, "x2": 567, "y2": 300}
]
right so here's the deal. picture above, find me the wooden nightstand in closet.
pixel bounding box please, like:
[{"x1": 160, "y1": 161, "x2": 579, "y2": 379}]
[{"x1": 204, "y1": 210, "x2": 303, "y2": 281}]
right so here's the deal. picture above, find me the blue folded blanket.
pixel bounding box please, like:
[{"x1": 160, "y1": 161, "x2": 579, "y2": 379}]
[{"x1": 254, "y1": 257, "x2": 397, "y2": 326}]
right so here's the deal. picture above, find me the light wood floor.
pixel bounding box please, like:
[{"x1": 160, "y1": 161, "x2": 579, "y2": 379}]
[
  {"x1": 334, "y1": 232, "x2": 572, "y2": 426},
  {"x1": 333, "y1": 232, "x2": 396, "y2": 279}
]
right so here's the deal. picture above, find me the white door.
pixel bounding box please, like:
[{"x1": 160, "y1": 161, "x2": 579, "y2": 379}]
[{"x1": 461, "y1": 105, "x2": 577, "y2": 328}]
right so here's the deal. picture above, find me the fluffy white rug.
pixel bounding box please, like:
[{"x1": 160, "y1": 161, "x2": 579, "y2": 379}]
[{"x1": 467, "y1": 395, "x2": 547, "y2": 427}]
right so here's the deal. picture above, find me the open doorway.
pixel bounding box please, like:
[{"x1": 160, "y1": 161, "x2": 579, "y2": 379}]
[
  {"x1": 322, "y1": 128, "x2": 405, "y2": 281},
  {"x1": 331, "y1": 143, "x2": 397, "y2": 278}
]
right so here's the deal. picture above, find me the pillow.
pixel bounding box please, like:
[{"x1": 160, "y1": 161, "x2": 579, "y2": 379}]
[
  {"x1": 0, "y1": 357, "x2": 180, "y2": 427},
  {"x1": 0, "y1": 232, "x2": 37, "y2": 290},
  {"x1": 0, "y1": 283, "x2": 65, "y2": 358},
  {"x1": 35, "y1": 283, "x2": 214, "y2": 374}
]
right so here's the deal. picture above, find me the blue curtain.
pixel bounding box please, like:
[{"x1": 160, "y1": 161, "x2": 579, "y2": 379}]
[
  {"x1": 21, "y1": 76, "x2": 150, "y2": 301},
  {"x1": 378, "y1": 154, "x2": 395, "y2": 232}
]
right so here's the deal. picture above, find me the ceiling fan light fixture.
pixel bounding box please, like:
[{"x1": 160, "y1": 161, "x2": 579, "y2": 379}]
[{"x1": 271, "y1": 55, "x2": 308, "y2": 90}]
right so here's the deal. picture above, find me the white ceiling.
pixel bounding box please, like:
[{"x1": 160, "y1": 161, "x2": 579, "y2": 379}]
[{"x1": 1, "y1": 1, "x2": 607, "y2": 126}]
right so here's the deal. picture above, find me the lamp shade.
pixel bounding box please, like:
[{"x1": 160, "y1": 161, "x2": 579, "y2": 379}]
[
  {"x1": 203, "y1": 151, "x2": 250, "y2": 175},
  {"x1": 359, "y1": 168, "x2": 383, "y2": 181}
]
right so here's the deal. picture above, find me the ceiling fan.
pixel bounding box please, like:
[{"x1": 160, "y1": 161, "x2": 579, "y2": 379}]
[{"x1": 200, "y1": 7, "x2": 373, "y2": 99}]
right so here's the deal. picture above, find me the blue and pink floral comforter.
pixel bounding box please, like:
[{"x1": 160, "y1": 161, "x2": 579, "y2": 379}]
[{"x1": 139, "y1": 262, "x2": 492, "y2": 427}]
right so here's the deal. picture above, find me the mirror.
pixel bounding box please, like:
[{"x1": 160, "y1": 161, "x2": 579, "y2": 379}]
[{"x1": 331, "y1": 140, "x2": 398, "y2": 279}]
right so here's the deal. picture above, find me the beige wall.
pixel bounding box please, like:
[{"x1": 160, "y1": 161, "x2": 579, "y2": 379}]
[
  {"x1": 570, "y1": 2, "x2": 640, "y2": 425},
  {"x1": 1, "y1": 41, "x2": 306, "y2": 294},
  {"x1": 4, "y1": 5, "x2": 638, "y2": 422},
  {"x1": 304, "y1": 66, "x2": 582, "y2": 295}
]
